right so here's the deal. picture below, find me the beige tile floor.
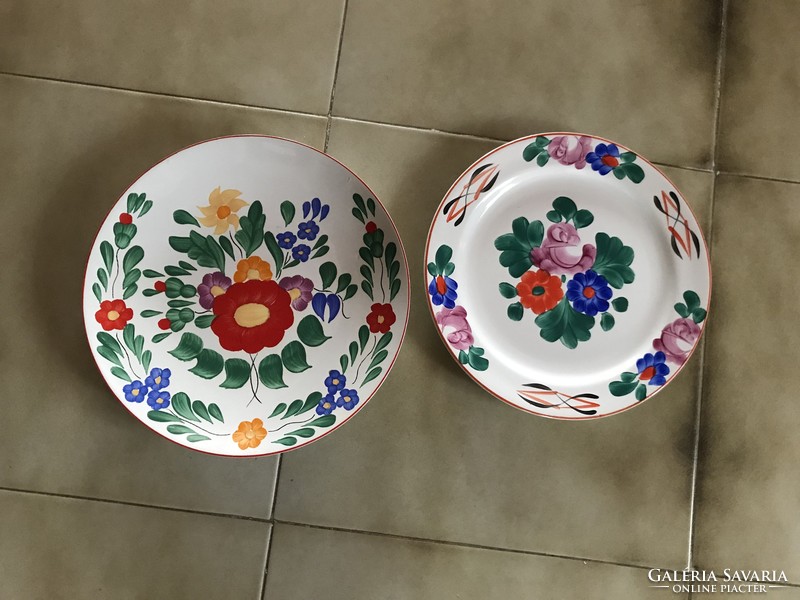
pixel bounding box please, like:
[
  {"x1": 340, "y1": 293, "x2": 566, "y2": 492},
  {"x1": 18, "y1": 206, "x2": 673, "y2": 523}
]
[{"x1": 1, "y1": 1, "x2": 798, "y2": 598}]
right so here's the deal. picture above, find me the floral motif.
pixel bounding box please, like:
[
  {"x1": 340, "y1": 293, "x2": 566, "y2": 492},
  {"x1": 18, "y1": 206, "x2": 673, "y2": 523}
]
[
  {"x1": 232, "y1": 418, "x2": 267, "y2": 450},
  {"x1": 211, "y1": 280, "x2": 294, "y2": 353},
  {"x1": 428, "y1": 275, "x2": 458, "y2": 309},
  {"x1": 95, "y1": 299, "x2": 134, "y2": 331},
  {"x1": 586, "y1": 143, "x2": 621, "y2": 175},
  {"x1": 610, "y1": 290, "x2": 706, "y2": 401},
  {"x1": 316, "y1": 395, "x2": 336, "y2": 415},
  {"x1": 653, "y1": 317, "x2": 701, "y2": 365},
  {"x1": 324, "y1": 370, "x2": 347, "y2": 393},
  {"x1": 91, "y1": 185, "x2": 404, "y2": 452},
  {"x1": 233, "y1": 256, "x2": 273, "y2": 283},
  {"x1": 636, "y1": 352, "x2": 670, "y2": 386},
  {"x1": 278, "y1": 275, "x2": 313, "y2": 311},
  {"x1": 516, "y1": 269, "x2": 563, "y2": 314},
  {"x1": 336, "y1": 388, "x2": 359, "y2": 411},
  {"x1": 566, "y1": 270, "x2": 612, "y2": 317},
  {"x1": 145, "y1": 367, "x2": 171, "y2": 390},
  {"x1": 297, "y1": 220, "x2": 319, "y2": 241},
  {"x1": 532, "y1": 222, "x2": 596, "y2": 276},
  {"x1": 123, "y1": 380, "x2": 148, "y2": 403},
  {"x1": 434, "y1": 306, "x2": 474, "y2": 351},
  {"x1": 147, "y1": 390, "x2": 171, "y2": 411},
  {"x1": 523, "y1": 135, "x2": 645, "y2": 184},
  {"x1": 496, "y1": 196, "x2": 634, "y2": 348},
  {"x1": 366, "y1": 303, "x2": 396, "y2": 334},
  {"x1": 197, "y1": 187, "x2": 248, "y2": 234},
  {"x1": 276, "y1": 231, "x2": 297, "y2": 249},
  {"x1": 428, "y1": 245, "x2": 488, "y2": 371},
  {"x1": 292, "y1": 244, "x2": 311, "y2": 263},
  {"x1": 547, "y1": 135, "x2": 593, "y2": 169},
  {"x1": 198, "y1": 271, "x2": 232, "y2": 309}
]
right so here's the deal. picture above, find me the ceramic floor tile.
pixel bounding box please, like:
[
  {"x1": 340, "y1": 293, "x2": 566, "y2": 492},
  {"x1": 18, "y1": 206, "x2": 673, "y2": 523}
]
[
  {"x1": 264, "y1": 524, "x2": 681, "y2": 600},
  {"x1": 274, "y1": 119, "x2": 713, "y2": 567},
  {"x1": 0, "y1": 0, "x2": 345, "y2": 114},
  {"x1": 0, "y1": 74, "x2": 326, "y2": 517},
  {"x1": 717, "y1": 1, "x2": 800, "y2": 181},
  {"x1": 694, "y1": 175, "x2": 800, "y2": 577},
  {"x1": 0, "y1": 489, "x2": 270, "y2": 599},
  {"x1": 333, "y1": 0, "x2": 722, "y2": 168}
]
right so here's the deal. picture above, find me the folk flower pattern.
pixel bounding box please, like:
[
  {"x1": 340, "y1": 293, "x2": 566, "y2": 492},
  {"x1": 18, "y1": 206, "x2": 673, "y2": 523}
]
[
  {"x1": 586, "y1": 143, "x2": 621, "y2": 175},
  {"x1": 233, "y1": 256, "x2": 272, "y2": 283},
  {"x1": 211, "y1": 280, "x2": 294, "y2": 353},
  {"x1": 292, "y1": 244, "x2": 311, "y2": 263},
  {"x1": 609, "y1": 290, "x2": 706, "y2": 401},
  {"x1": 95, "y1": 299, "x2": 134, "y2": 331},
  {"x1": 277, "y1": 231, "x2": 297, "y2": 249},
  {"x1": 90, "y1": 183, "x2": 404, "y2": 452},
  {"x1": 427, "y1": 134, "x2": 709, "y2": 419},
  {"x1": 434, "y1": 306, "x2": 474, "y2": 351},
  {"x1": 197, "y1": 272, "x2": 232, "y2": 309},
  {"x1": 532, "y1": 222, "x2": 596, "y2": 276},
  {"x1": 145, "y1": 367, "x2": 171, "y2": 390},
  {"x1": 428, "y1": 275, "x2": 458, "y2": 309},
  {"x1": 523, "y1": 135, "x2": 645, "y2": 184},
  {"x1": 147, "y1": 389, "x2": 171, "y2": 411},
  {"x1": 428, "y1": 244, "x2": 488, "y2": 371},
  {"x1": 197, "y1": 187, "x2": 248, "y2": 234},
  {"x1": 366, "y1": 303, "x2": 396, "y2": 334},
  {"x1": 654, "y1": 317, "x2": 701, "y2": 365},
  {"x1": 279, "y1": 275, "x2": 313, "y2": 311},
  {"x1": 336, "y1": 388, "x2": 359, "y2": 411},
  {"x1": 566, "y1": 270, "x2": 612, "y2": 317},
  {"x1": 496, "y1": 196, "x2": 634, "y2": 348},
  {"x1": 316, "y1": 395, "x2": 336, "y2": 416},
  {"x1": 516, "y1": 269, "x2": 563, "y2": 314},
  {"x1": 232, "y1": 418, "x2": 267, "y2": 450},
  {"x1": 123, "y1": 380, "x2": 147, "y2": 403},
  {"x1": 547, "y1": 135, "x2": 593, "y2": 169}
]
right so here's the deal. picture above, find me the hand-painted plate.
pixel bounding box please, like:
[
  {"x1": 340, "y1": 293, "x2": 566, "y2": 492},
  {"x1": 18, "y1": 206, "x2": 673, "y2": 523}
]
[
  {"x1": 83, "y1": 136, "x2": 409, "y2": 455},
  {"x1": 425, "y1": 133, "x2": 710, "y2": 419}
]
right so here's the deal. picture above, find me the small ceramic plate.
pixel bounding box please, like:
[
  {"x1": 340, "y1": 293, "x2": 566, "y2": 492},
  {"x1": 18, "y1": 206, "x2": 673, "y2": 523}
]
[
  {"x1": 83, "y1": 136, "x2": 409, "y2": 455},
  {"x1": 425, "y1": 133, "x2": 710, "y2": 419}
]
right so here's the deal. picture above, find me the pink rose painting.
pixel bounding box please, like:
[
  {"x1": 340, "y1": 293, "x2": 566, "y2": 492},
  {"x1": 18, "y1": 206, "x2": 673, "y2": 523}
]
[
  {"x1": 547, "y1": 135, "x2": 593, "y2": 169},
  {"x1": 531, "y1": 223, "x2": 597, "y2": 276},
  {"x1": 653, "y1": 317, "x2": 701, "y2": 366},
  {"x1": 435, "y1": 306, "x2": 474, "y2": 351}
]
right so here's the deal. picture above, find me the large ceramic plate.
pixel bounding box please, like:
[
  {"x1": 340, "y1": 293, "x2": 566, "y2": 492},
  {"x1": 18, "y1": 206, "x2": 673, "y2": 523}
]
[
  {"x1": 425, "y1": 133, "x2": 710, "y2": 419},
  {"x1": 84, "y1": 136, "x2": 409, "y2": 455}
]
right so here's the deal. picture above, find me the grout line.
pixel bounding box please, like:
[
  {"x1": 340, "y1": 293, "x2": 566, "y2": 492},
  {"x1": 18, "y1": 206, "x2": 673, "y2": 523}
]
[
  {"x1": 716, "y1": 170, "x2": 800, "y2": 186},
  {"x1": 9, "y1": 483, "x2": 800, "y2": 588},
  {"x1": 7, "y1": 71, "x2": 797, "y2": 183},
  {"x1": 324, "y1": 0, "x2": 350, "y2": 153},
  {"x1": 331, "y1": 115, "x2": 718, "y2": 176},
  {"x1": 0, "y1": 71, "x2": 327, "y2": 119},
  {"x1": 0, "y1": 485, "x2": 271, "y2": 523},
  {"x1": 331, "y1": 114, "x2": 509, "y2": 145},
  {"x1": 686, "y1": 0, "x2": 729, "y2": 580},
  {"x1": 273, "y1": 519, "x2": 662, "y2": 572},
  {"x1": 259, "y1": 455, "x2": 283, "y2": 598}
]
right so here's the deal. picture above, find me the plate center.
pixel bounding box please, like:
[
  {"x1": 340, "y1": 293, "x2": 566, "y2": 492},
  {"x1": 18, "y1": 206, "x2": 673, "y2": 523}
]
[{"x1": 455, "y1": 167, "x2": 680, "y2": 388}]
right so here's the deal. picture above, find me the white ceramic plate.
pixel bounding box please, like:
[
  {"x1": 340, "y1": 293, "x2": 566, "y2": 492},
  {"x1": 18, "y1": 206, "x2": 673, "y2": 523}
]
[
  {"x1": 425, "y1": 133, "x2": 710, "y2": 419},
  {"x1": 83, "y1": 136, "x2": 409, "y2": 455}
]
